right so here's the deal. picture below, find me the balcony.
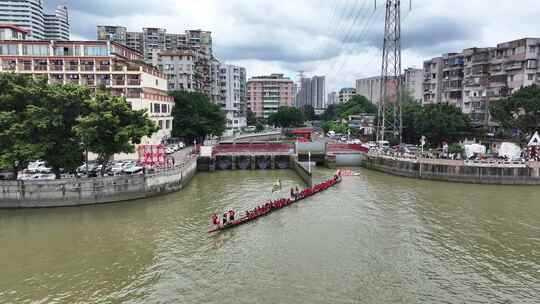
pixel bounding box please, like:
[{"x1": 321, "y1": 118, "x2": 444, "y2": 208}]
[
  {"x1": 34, "y1": 65, "x2": 48, "y2": 71},
  {"x1": 113, "y1": 65, "x2": 125, "y2": 72},
  {"x1": 97, "y1": 65, "x2": 111, "y2": 72},
  {"x1": 66, "y1": 65, "x2": 79, "y2": 71},
  {"x1": 81, "y1": 65, "x2": 94, "y2": 71},
  {"x1": 127, "y1": 79, "x2": 141, "y2": 86},
  {"x1": 66, "y1": 78, "x2": 80, "y2": 85},
  {"x1": 17, "y1": 64, "x2": 32, "y2": 71},
  {"x1": 96, "y1": 80, "x2": 111, "y2": 86},
  {"x1": 113, "y1": 79, "x2": 126, "y2": 86},
  {"x1": 126, "y1": 91, "x2": 141, "y2": 98},
  {"x1": 505, "y1": 62, "x2": 523, "y2": 70},
  {"x1": 80, "y1": 79, "x2": 95, "y2": 86},
  {"x1": 50, "y1": 65, "x2": 64, "y2": 71}
]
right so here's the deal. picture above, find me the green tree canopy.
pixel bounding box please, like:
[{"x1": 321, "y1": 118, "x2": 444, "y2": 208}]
[
  {"x1": 0, "y1": 74, "x2": 46, "y2": 176},
  {"x1": 490, "y1": 85, "x2": 540, "y2": 141},
  {"x1": 321, "y1": 95, "x2": 377, "y2": 122},
  {"x1": 74, "y1": 95, "x2": 158, "y2": 169},
  {"x1": 339, "y1": 95, "x2": 378, "y2": 117},
  {"x1": 407, "y1": 103, "x2": 471, "y2": 146},
  {"x1": 301, "y1": 104, "x2": 316, "y2": 121},
  {"x1": 170, "y1": 91, "x2": 226, "y2": 144},
  {"x1": 268, "y1": 106, "x2": 306, "y2": 128}
]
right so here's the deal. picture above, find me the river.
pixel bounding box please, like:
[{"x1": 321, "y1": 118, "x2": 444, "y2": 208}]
[{"x1": 0, "y1": 169, "x2": 539, "y2": 303}]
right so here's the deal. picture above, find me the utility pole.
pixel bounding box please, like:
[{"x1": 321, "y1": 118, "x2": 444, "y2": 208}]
[{"x1": 377, "y1": 0, "x2": 403, "y2": 144}]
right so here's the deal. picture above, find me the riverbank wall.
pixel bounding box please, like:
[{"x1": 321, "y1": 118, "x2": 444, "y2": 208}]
[
  {"x1": 0, "y1": 160, "x2": 197, "y2": 208},
  {"x1": 362, "y1": 155, "x2": 540, "y2": 185},
  {"x1": 292, "y1": 159, "x2": 313, "y2": 187}
]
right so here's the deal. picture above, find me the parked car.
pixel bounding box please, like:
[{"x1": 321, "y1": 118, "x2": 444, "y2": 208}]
[{"x1": 122, "y1": 165, "x2": 144, "y2": 175}]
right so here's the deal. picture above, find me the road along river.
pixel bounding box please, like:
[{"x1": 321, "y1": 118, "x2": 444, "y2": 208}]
[{"x1": 0, "y1": 169, "x2": 539, "y2": 303}]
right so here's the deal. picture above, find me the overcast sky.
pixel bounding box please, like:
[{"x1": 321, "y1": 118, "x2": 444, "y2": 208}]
[{"x1": 48, "y1": 0, "x2": 540, "y2": 92}]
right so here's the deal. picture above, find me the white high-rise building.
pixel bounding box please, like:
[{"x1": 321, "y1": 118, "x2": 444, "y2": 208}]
[
  {"x1": 219, "y1": 64, "x2": 247, "y2": 132},
  {"x1": 0, "y1": 0, "x2": 70, "y2": 40}
]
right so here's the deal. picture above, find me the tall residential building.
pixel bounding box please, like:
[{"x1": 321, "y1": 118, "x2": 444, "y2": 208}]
[
  {"x1": 0, "y1": 39, "x2": 174, "y2": 144},
  {"x1": 0, "y1": 0, "x2": 70, "y2": 40},
  {"x1": 247, "y1": 74, "x2": 294, "y2": 119},
  {"x1": 423, "y1": 37, "x2": 540, "y2": 127},
  {"x1": 338, "y1": 87, "x2": 357, "y2": 103},
  {"x1": 355, "y1": 76, "x2": 399, "y2": 104},
  {"x1": 403, "y1": 67, "x2": 423, "y2": 102},
  {"x1": 296, "y1": 75, "x2": 326, "y2": 108},
  {"x1": 296, "y1": 77, "x2": 312, "y2": 107},
  {"x1": 43, "y1": 5, "x2": 69, "y2": 40},
  {"x1": 219, "y1": 64, "x2": 247, "y2": 131},
  {"x1": 153, "y1": 50, "x2": 196, "y2": 92},
  {"x1": 327, "y1": 91, "x2": 337, "y2": 105}
]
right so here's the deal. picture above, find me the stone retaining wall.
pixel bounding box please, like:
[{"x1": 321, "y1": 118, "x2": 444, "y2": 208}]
[
  {"x1": 362, "y1": 155, "x2": 540, "y2": 185},
  {"x1": 292, "y1": 158, "x2": 313, "y2": 187},
  {"x1": 0, "y1": 160, "x2": 197, "y2": 208}
]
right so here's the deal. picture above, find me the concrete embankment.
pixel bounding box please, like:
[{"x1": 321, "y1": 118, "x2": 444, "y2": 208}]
[
  {"x1": 292, "y1": 159, "x2": 313, "y2": 187},
  {"x1": 0, "y1": 160, "x2": 197, "y2": 208},
  {"x1": 362, "y1": 155, "x2": 540, "y2": 185}
]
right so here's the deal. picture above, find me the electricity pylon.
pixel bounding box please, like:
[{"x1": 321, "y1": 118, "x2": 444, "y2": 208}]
[{"x1": 377, "y1": 0, "x2": 403, "y2": 143}]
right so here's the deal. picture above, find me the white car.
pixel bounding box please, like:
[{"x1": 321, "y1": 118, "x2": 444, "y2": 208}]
[
  {"x1": 165, "y1": 147, "x2": 175, "y2": 154},
  {"x1": 122, "y1": 166, "x2": 144, "y2": 175}
]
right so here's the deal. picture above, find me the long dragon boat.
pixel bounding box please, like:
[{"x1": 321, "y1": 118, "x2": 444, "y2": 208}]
[{"x1": 208, "y1": 175, "x2": 342, "y2": 233}]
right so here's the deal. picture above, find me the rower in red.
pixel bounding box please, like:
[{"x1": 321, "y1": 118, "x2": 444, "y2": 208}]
[
  {"x1": 211, "y1": 214, "x2": 219, "y2": 226},
  {"x1": 229, "y1": 210, "x2": 235, "y2": 222}
]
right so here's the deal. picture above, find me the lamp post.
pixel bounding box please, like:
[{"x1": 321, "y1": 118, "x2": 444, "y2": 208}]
[{"x1": 308, "y1": 151, "x2": 311, "y2": 174}]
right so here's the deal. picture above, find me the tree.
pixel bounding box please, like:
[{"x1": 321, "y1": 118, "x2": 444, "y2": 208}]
[
  {"x1": 247, "y1": 108, "x2": 257, "y2": 126},
  {"x1": 34, "y1": 85, "x2": 93, "y2": 177},
  {"x1": 170, "y1": 91, "x2": 226, "y2": 144},
  {"x1": 413, "y1": 104, "x2": 471, "y2": 146},
  {"x1": 74, "y1": 95, "x2": 157, "y2": 171},
  {"x1": 322, "y1": 121, "x2": 349, "y2": 134},
  {"x1": 268, "y1": 106, "x2": 305, "y2": 128},
  {"x1": 490, "y1": 85, "x2": 540, "y2": 141},
  {"x1": 301, "y1": 104, "x2": 316, "y2": 121},
  {"x1": 255, "y1": 122, "x2": 265, "y2": 132},
  {"x1": 0, "y1": 74, "x2": 49, "y2": 178},
  {"x1": 321, "y1": 104, "x2": 339, "y2": 122},
  {"x1": 338, "y1": 95, "x2": 377, "y2": 118}
]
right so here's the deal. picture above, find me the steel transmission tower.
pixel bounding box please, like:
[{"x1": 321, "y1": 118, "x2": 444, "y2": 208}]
[{"x1": 377, "y1": 0, "x2": 402, "y2": 143}]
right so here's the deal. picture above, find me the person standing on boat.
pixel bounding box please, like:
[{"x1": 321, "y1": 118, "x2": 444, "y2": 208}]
[
  {"x1": 229, "y1": 210, "x2": 235, "y2": 222},
  {"x1": 222, "y1": 213, "x2": 228, "y2": 225}
]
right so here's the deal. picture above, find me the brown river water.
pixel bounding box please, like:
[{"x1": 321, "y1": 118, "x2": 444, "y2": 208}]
[{"x1": 0, "y1": 168, "x2": 539, "y2": 303}]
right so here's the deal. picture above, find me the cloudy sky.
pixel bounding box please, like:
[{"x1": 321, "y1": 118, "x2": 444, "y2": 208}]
[{"x1": 47, "y1": 0, "x2": 540, "y2": 92}]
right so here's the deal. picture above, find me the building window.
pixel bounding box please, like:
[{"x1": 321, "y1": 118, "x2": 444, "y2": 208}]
[
  {"x1": 528, "y1": 74, "x2": 534, "y2": 81},
  {"x1": 509, "y1": 75, "x2": 514, "y2": 82},
  {"x1": 154, "y1": 103, "x2": 161, "y2": 113},
  {"x1": 84, "y1": 46, "x2": 108, "y2": 56},
  {"x1": 166, "y1": 120, "x2": 170, "y2": 129},
  {"x1": 158, "y1": 120, "x2": 163, "y2": 129},
  {"x1": 0, "y1": 44, "x2": 18, "y2": 55},
  {"x1": 23, "y1": 44, "x2": 49, "y2": 56},
  {"x1": 161, "y1": 104, "x2": 167, "y2": 113}
]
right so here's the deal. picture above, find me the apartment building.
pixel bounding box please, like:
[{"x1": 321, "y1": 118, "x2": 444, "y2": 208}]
[
  {"x1": 97, "y1": 26, "x2": 219, "y2": 102},
  {"x1": 355, "y1": 76, "x2": 400, "y2": 105},
  {"x1": 0, "y1": 40, "x2": 174, "y2": 144},
  {"x1": 403, "y1": 68, "x2": 423, "y2": 102},
  {"x1": 327, "y1": 91, "x2": 337, "y2": 105},
  {"x1": 43, "y1": 5, "x2": 69, "y2": 40},
  {"x1": 423, "y1": 38, "x2": 540, "y2": 127},
  {"x1": 296, "y1": 75, "x2": 326, "y2": 109},
  {"x1": 247, "y1": 74, "x2": 294, "y2": 119},
  {"x1": 0, "y1": 0, "x2": 69, "y2": 40},
  {"x1": 338, "y1": 87, "x2": 357, "y2": 103},
  {"x1": 0, "y1": 24, "x2": 28, "y2": 40},
  {"x1": 219, "y1": 64, "x2": 247, "y2": 132}
]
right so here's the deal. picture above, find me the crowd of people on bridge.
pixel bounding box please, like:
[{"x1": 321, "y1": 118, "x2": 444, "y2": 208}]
[{"x1": 210, "y1": 171, "x2": 342, "y2": 230}]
